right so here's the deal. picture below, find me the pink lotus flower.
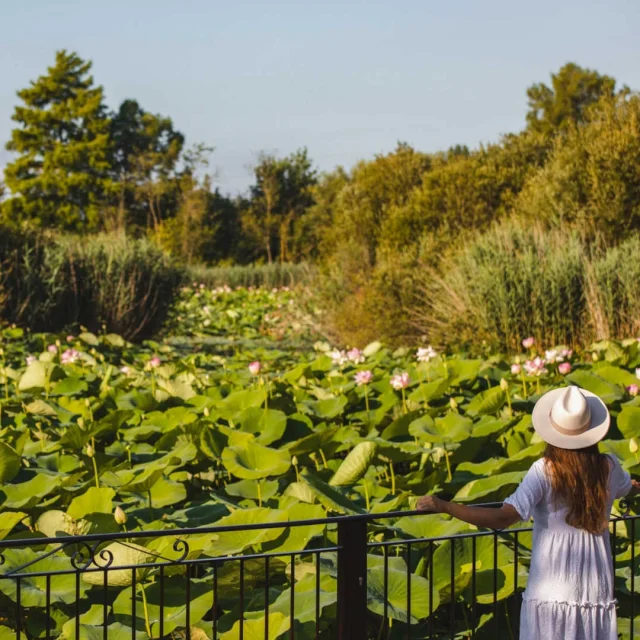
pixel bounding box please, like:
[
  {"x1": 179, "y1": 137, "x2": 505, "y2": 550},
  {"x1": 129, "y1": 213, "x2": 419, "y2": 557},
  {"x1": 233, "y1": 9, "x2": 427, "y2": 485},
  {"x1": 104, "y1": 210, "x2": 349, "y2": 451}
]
[
  {"x1": 149, "y1": 356, "x2": 161, "y2": 368},
  {"x1": 199, "y1": 283, "x2": 205, "y2": 289},
  {"x1": 26, "y1": 355, "x2": 36, "y2": 365},
  {"x1": 47, "y1": 344, "x2": 58, "y2": 354},
  {"x1": 416, "y1": 346, "x2": 437, "y2": 362},
  {"x1": 561, "y1": 349, "x2": 573, "y2": 359},
  {"x1": 347, "y1": 348, "x2": 365, "y2": 364},
  {"x1": 522, "y1": 337, "x2": 535, "y2": 350},
  {"x1": 328, "y1": 349, "x2": 348, "y2": 366},
  {"x1": 545, "y1": 349, "x2": 560, "y2": 363},
  {"x1": 628, "y1": 384, "x2": 639, "y2": 397},
  {"x1": 66, "y1": 335, "x2": 74, "y2": 343},
  {"x1": 524, "y1": 357, "x2": 548, "y2": 377},
  {"x1": 248, "y1": 361, "x2": 262, "y2": 376},
  {"x1": 511, "y1": 364, "x2": 522, "y2": 375},
  {"x1": 390, "y1": 372, "x2": 411, "y2": 390},
  {"x1": 558, "y1": 362, "x2": 572, "y2": 375},
  {"x1": 61, "y1": 349, "x2": 80, "y2": 364},
  {"x1": 354, "y1": 370, "x2": 373, "y2": 386}
]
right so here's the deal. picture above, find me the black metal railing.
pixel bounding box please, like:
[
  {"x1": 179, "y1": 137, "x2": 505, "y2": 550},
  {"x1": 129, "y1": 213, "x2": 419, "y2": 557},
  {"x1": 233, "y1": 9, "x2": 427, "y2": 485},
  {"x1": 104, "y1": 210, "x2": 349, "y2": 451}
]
[{"x1": 1, "y1": 506, "x2": 638, "y2": 639}]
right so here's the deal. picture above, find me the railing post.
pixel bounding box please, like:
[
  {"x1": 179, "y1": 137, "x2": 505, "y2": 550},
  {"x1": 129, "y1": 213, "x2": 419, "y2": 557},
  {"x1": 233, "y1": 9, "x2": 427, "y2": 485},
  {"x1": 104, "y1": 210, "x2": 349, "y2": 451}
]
[{"x1": 337, "y1": 518, "x2": 368, "y2": 640}]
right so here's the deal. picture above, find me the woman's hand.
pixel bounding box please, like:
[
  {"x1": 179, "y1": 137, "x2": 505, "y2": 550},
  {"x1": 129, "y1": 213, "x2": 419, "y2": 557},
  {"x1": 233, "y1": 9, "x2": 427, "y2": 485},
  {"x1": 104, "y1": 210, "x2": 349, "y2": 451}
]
[{"x1": 416, "y1": 495, "x2": 446, "y2": 513}]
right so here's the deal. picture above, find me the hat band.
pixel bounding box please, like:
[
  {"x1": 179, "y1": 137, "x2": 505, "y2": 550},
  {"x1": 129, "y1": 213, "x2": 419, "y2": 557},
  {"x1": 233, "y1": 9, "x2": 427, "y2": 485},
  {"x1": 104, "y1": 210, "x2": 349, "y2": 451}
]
[{"x1": 548, "y1": 410, "x2": 591, "y2": 436}]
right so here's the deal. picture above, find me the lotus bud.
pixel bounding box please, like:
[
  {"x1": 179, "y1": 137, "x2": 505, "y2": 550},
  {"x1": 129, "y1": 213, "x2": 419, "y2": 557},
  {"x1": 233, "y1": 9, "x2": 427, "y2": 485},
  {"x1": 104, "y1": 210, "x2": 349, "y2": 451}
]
[
  {"x1": 500, "y1": 378, "x2": 509, "y2": 391},
  {"x1": 77, "y1": 417, "x2": 85, "y2": 429},
  {"x1": 292, "y1": 455, "x2": 299, "y2": 467},
  {"x1": 55, "y1": 339, "x2": 61, "y2": 348},
  {"x1": 511, "y1": 364, "x2": 521, "y2": 375},
  {"x1": 592, "y1": 352, "x2": 599, "y2": 362},
  {"x1": 203, "y1": 407, "x2": 210, "y2": 417},
  {"x1": 85, "y1": 398, "x2": 91, "y2": 408},
  {"x1": 114, "y1": 506, "x2": 127, "y2": 525},
  {"x1": 630, "y1": 438, "x2": 639, "y2": 454},
  {"x1": 628, "y1": 384, "x2": 639, "y2": 397},
  {"x1": 86, "y1": 443, "x2": 95, "y2": 458},
  {"x1": 449, "y1": 397, "x2": 458, "y2": 410}
]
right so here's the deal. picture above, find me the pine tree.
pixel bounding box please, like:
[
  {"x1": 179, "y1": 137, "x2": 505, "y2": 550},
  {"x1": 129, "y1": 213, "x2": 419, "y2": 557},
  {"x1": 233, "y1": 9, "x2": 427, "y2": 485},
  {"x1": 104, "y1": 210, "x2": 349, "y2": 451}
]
[{"x1": 3, "y1": 50, "x2": 113, "y2": 230}]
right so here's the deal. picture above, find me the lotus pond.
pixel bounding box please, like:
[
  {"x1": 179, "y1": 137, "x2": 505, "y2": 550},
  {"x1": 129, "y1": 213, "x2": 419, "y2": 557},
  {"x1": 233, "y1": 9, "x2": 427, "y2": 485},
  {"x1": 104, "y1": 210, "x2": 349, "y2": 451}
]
[{"x1": 1, "y1": 284, "x2": 640, "y2": 638}]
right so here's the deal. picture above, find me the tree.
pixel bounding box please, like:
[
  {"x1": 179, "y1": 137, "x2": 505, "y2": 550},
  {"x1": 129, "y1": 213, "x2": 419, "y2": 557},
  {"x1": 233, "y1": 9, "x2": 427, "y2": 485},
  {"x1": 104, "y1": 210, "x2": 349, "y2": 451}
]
[
  {"x1": 526, "y1": 62, "x2": 618, "y2": 137},
  {"x1": 108, "y1": 99, "x2": 184, "y2": 231},
  {"x1": 243, "y1": 149, "x2": 317, "y2": 263},
  {"x1": 3, "y1": 50, "x2": 113, "y2": 230}
]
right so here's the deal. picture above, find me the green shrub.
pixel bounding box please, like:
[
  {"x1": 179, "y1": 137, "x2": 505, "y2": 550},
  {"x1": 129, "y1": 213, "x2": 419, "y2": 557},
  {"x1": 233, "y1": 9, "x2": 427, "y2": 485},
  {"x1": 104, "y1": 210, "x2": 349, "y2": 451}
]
[
  {"x1": 0, "y1": 229, "x2": 184, "y2": 340},
  {"x1": 188, "y1": 262, "x2": 313, "y2": 289},
  {"x1": 412, "y1": 221, "x2": 588, "y2": 350}
]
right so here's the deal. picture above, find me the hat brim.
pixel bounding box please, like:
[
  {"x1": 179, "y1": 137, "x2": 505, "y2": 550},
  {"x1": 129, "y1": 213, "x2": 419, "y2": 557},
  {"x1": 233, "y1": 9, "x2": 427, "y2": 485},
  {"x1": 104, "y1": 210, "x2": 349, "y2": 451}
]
[{"x1": 532, "y1": 386, "x2": 610, "y2": 450}]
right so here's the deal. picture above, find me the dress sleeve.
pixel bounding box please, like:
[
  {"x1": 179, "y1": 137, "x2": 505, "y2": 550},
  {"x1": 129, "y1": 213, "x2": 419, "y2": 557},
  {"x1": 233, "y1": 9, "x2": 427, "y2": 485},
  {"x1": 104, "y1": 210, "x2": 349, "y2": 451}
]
[
  {"x1": 503, "y1": 460, "x2": 546, "y2": 521},
  {"x1": 608, "y1": 454, "x2": 632, "y2": 499}
]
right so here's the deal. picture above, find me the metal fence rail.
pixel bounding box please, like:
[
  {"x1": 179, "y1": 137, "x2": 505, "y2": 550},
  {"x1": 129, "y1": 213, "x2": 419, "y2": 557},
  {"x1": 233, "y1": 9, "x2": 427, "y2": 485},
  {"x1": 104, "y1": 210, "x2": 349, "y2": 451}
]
[{"x1": 1, "y1": 507, "x2": 638, "y2": 639}]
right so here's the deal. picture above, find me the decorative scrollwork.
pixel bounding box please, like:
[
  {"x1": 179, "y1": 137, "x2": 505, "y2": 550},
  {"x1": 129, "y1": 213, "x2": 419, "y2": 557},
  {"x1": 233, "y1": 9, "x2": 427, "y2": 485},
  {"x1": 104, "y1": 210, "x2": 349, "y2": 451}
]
[
  {"x1": 97, "y1": 547, "x2": 115, "y2": 570},
  {"x1": 172, "y1": 538, "x2": 190, "y2": 563},
  {"x1": 70, "y1": 541, "x2": 103, "y2": 571},
  {"x1": 620, "y1": 498, "x2": 632, "y2": 518}
]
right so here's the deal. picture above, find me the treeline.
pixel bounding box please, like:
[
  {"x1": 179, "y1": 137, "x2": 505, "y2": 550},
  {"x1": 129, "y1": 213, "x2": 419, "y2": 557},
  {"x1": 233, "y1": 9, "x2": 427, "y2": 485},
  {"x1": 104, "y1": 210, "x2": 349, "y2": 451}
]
[{"x1": 3, "y1": 53, "x2": 640, "y2": 348}]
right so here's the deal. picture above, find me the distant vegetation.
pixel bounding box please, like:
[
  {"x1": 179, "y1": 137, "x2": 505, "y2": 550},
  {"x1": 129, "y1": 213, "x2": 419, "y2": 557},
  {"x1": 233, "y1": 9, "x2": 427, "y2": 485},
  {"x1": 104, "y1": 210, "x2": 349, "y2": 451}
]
[{"x1": 2, "y1": 52, "x2": 640, "y2": 349}]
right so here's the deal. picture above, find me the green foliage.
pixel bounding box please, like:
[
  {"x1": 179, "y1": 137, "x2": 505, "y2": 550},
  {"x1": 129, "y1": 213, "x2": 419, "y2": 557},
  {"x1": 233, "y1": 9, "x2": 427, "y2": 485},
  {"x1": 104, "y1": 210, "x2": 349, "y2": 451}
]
[
  {"x1": 3, "y1": 51, "x2": 113, "y2": 230},
  {"x1": 518, "y1": 94, "x2": 640, "y2": 239},
  {"x1": 525, "y1": 62, "x2": 618, "y2": 136},
  {"x1": 0, "y1": 286, "x2": 639, "y2": 637},
  {"x1": 241, "y1": 149, "x2": 317, "y2": 263},
  {"x1": 0, "y1": 228, "x2": 184, "y2": 339},
  {"x1": 187, "y1": 261, "x2": 312, "y2": 289}
]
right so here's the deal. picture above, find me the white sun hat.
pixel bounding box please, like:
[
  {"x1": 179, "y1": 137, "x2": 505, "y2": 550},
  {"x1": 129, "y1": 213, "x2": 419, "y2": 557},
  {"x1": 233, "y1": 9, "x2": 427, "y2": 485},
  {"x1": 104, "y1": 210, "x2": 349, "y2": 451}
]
[{"x1": 531, "y1": 385, "x2": 610, "y2": 450}]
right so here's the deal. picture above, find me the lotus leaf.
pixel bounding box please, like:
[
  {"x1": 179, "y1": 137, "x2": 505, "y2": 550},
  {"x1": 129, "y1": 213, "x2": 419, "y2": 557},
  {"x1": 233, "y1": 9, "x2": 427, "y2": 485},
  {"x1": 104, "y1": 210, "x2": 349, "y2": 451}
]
[
  {"x1": 1, "y1": 548, "x2": 88, "y2": 605},
  {"x1": 454, "y1": 471, "x2": 526, "y2": 503},
  {"x1": 270, "y1": 573, "x2": 337, "y2": 624},
  {"x1": 367, "y1": 557, "x2": 437, "y2": 623},
  {"x1": 301, "y1": 469, "x2": 366, "y2": 514},
  {"x1": 82, "y1": 542, "x2": 152, "y2": 587},
  {"x1": 238, "y1": 407, "x2": 288, "y2": 445},
  {"x1": 466, "y1": 386, "x2": 506, "y2": 416},
  {"x1": 0, "y1": 511, "x2": 27, "y2": 539},
  {"x1": 18, "y1": 361, "x2": 49, "y2": 390},
  {"x1": 222, "y1": 442, "x2": 291, "y2": 480},
  {"x1": 220, "y1": 611, "x2": 290, "y2": 640},
  {"x1": 200, "y1": 507, "x2": 288, "y2": 556},
  {"x1": 1, "y1": 473, "x2": 60, "y2": 509},
  {"x1": 225, "y1": 478, "x2": 279, "y2": 501},
  {"x1": 329, "y1": 441, "x2": 377, "y2": 486},
  {"x1": 67, "y1": 487, "x2": 116, "y2": 519},
  {"x1": 0, "y1": 441, "x2": 21, "y2": 483},
  {"x1": 113, "y1": 575, "x2": 213, "y2": 635}
]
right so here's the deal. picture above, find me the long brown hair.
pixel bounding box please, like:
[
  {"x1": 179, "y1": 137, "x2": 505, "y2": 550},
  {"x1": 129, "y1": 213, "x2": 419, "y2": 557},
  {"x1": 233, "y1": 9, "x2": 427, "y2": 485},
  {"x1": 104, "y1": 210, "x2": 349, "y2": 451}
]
[{"x1": 544, "y1": 443, "x2": 610, "y2": 534}]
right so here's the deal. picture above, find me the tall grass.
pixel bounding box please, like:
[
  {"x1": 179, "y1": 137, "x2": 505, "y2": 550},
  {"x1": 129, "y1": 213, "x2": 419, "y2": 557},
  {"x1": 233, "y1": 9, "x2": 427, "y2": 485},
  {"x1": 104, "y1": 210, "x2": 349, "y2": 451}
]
[
  {"x1": 0, "y1": 230, "x2": 184, "y2": 340},
  {"x1": 411, "y1": 221, "x2": 640, "y2": 351},
  {"x1": 188, "y1": 262, "x2": 314, "y2": 289}
]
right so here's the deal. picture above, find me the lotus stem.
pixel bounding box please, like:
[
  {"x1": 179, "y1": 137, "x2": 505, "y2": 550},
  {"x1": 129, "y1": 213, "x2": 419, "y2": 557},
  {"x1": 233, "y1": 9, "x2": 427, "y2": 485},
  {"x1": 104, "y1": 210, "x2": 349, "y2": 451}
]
[
  {"x1": 536, "y1": 377, "x2": 541, "y2": 395},
  {"x1": 319, "y1": 449, "x2": 328, "y2": 469},
  {"x1": 138, "y1": 581, "x2": 152, "y2": 638},
  {"x1": 257, "y1": 481, "x2": 262, "y2": 507},
  {"x1": 443, "y1": 443, "x2": 452, "y2": 483},
  {"x1": 505, "y1": 390, "x2": 513, "y2": 417},
  {"x1": 401, "y1": 388, "x2": 407, "y2": 415},
  {"x1": 364, "y1": 386, "x2": 370, "y2": 420},
  {"x1": 520, "y1": 372, "x2": 527, "y2": 397},
  {"x1": 147, "y1": 490, "x2": 153, "y2": 520},
  {"x1": 389, "y1": 463, "x2": 396, "y2": 495},
  {"x1": 363, "y1": 480, "x2": 370, "y2": 511}
]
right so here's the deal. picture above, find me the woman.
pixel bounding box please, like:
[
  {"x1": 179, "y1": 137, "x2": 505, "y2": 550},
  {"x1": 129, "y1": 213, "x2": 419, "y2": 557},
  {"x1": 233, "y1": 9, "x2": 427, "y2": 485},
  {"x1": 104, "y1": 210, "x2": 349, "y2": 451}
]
[{"x1": 417, "y1": 385, "x2": 640, "y2": 640}]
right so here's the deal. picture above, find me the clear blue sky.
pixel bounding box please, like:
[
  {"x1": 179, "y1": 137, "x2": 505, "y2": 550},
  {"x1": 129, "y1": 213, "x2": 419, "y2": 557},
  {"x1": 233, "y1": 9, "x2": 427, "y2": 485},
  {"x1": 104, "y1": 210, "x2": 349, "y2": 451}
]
[{"x1": 1, "y1": 0, "x2": 639, "y2": 195}]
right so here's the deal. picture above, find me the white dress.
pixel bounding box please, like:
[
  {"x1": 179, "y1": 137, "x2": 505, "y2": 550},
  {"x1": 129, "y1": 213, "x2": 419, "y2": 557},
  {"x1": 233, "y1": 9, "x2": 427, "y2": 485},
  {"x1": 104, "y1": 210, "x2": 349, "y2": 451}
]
[{"x1": 503, "y1": 455, "x2": 632, "y2": 640}]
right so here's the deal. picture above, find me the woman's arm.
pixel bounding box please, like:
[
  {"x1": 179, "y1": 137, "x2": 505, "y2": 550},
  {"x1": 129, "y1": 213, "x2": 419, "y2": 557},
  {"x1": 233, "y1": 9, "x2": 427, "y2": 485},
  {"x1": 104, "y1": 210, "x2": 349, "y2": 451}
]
[
  {"x1": 629, "y1": 479, "x2": 640, "y2": 496},
  {"x1": 416, "y1": 495, "x2": 521, "y2": 530}
]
